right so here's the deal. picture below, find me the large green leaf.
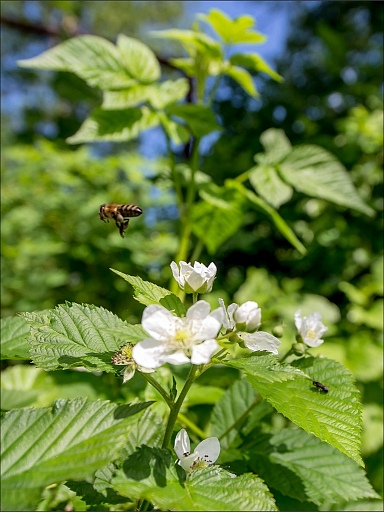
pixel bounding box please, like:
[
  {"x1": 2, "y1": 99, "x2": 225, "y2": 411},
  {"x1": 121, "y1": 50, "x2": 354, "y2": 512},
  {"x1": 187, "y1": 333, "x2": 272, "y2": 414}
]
[
  {"x1": 166, "y1": 104, "x2": 222, "y2": 137},
  {"x1": 249, "y1": 164, "x2": 293, "y2": 208},
  {"x1": 248, "y1": 427, "x2": 379, "y2": 506},
  {"x1": 110, "y1": 270, "x2": 186, "y2": 316},
  {"x1": 112, "y1": 445, "x2": 277, "y2": 511},
  {"x1": 116, "y1": 34, "x2": 160, "y2": 83},
  {"x1": 279, "y1": 144, "x2": 375, "y2": 216},
  {"x1": 224, "y1": 65, "x2": 259, "y2": 97},
  {"x1": 18, "y1": 35, "x2": 137, "y2": 90},
  {"x1": 258, "y1": 128, "x2": 293, "y2": 163},
  {"x1": 228, "y1": 180, "x2": 307, "y2": 254},
  {"x1": 199, "y1": 9, "x2": 267, "y2": 45},
  {"x1": 22, "y1": 303, "x2": 128, "y2": 372},
  {"x1": 1, "y1": 398, "x2": 152, "y2": 511},
  {"x1": 0, "y1": 315, "x2": 30, "y2": 360},
  {"x1": 66, "y1": 106, "x2": 160, "y2": 144},
  {"x1": 224, "y1": 354, "x2": 364, "y2": 466}
]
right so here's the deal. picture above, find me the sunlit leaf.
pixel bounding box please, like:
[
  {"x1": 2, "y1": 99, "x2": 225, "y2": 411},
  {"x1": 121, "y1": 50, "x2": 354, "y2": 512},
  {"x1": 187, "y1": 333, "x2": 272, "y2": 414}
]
[
  {"x1": 1, "y1": 315, "x2": 30, "y2": 360},
  {"x1": 116, "y1": 34, "x2": 160, "y2": 83},
  {"x1": 249, "y1": 164, "x2": 293, "y2": 208},
  {"x1": 225, "y1": 65, "x2": 259, "y2": 97},
  {"x1": 230, "y1": 53, "x2": 283, "y2": 81}
]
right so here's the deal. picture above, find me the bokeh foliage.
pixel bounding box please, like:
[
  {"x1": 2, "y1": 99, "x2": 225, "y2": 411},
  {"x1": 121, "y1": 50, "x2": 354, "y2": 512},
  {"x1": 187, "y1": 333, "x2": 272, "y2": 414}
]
[{"x1": 1, "y1": 0, "x2": 383, "y2": 507}]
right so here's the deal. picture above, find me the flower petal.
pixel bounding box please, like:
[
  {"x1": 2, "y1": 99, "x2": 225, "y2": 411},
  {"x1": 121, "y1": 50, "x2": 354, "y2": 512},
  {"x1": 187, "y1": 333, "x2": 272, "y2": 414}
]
[
  {"x1": 174, "y1": 428, "x2": 190, "y2": 459},
  {"x1": 187, "y1": 300, "x2": 211, "y2": 320},
  {"x1": 121, "y1": 365, "x2": 136, "y2": 383},
  {"x1": 142, "y1": 305, "x2": 177, "y2": 341},
  {"x1": 132, "y1": 338, "x2": 169, "y2": 368},
  {"x1": 195, "y1": 437, "x2": 220, "y2": 463},
  {"x1": 240, "y1": 331, "x2": 281, "y2": 355},
  {"x1": 190, "y1": 339, "x2": 219, "y2": 365},
  {"x1": 162, "y1": 350, "x2": 190, "y2": 365}
]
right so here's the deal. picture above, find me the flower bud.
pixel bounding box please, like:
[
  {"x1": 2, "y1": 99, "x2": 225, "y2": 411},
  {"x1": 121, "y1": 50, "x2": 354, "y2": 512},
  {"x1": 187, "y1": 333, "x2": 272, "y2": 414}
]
[
  {"x1": 233, "y1": 301, "x2": 262, "y2": 332},
  {"x1": 170, "y1": 261, "x2": 217, "y2": 294}
]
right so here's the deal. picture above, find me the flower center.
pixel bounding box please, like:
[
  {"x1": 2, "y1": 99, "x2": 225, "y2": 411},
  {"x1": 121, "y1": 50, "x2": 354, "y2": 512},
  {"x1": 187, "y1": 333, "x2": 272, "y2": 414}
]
[{"x1": 173, "y1": 328, "x2": 192, "y2": 349}]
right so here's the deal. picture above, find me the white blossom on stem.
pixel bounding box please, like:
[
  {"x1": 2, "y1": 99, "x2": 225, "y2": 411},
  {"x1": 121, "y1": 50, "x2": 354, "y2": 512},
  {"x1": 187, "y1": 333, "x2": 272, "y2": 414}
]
[
  {"x1": 294, "y1": 310, "x2": 328, "y2": 347},
  {"x1": 132, "y1": 301, "x2": 223, "y2": 368},
  {"x1": 170, "y1": 261, "x2": 217, "y2": 294},
  {"x1": 174, "y1": 429, "x2": 220, "y2": 474}
]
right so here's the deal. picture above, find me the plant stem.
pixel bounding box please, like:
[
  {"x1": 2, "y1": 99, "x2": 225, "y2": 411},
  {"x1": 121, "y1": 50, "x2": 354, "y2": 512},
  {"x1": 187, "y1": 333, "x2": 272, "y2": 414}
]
[
  {"x1": 140, "y1": 372, "x2": 173, "y2": 408},
  {"x1": 280, "y1": 348, "x2": 294, "y2": 362},
  {"x1": 162, "y1": 364, "x2": 199, "y2": 449}
]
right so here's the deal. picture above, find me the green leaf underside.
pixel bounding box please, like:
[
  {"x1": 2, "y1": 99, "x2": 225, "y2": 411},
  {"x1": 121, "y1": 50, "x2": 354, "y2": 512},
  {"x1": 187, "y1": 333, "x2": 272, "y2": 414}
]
[
  {"x1": 18, "y1": 34, "x2": 160, "y2": 89},
  {"x1": 23, "y1": 303, "x2": 128, "y2": 372},
  {"x1": 225, "y1": 354, "x2": 363, "y2": 466},
  {"x1": 102, "y1": 78, "x2": 189, "y2": 110},
  {"x1": 225, "y1": 65, "x2": 259, "y2": 97},
  {"x1": 166, "y1": 104, "x2": 222, "y2": 137},
  {"x1": 248, "y1": 427, "x2": 379, "y2": 506},
  {"x1": 279, "y1": 145, "x2": 374, "y2": 216},
  {"x1": 110, "y1": 269, "x2": 186, "y2": 316},
  {"x1": 249, "y1": 164, "x2": 293, "y2": 208},
  {"x1": 112, "y1": 446, "x2": 277, "y2": 511},
  {"x1": 66, "y1": 107, "x2": 160, "y2": 144},
  {"x1": 210, "y1": 379, "x2": 259, "y2": 449},
  {"x1": 199, "y1": 9, "x2": 267, "y2": 45},
  {"x1": 1, "y1": 315, "x2": 30, "y2": 360},
  {"x1": 228, "y1": 180, "x2": 307, "y2": 254},
  {"x1": 230, "y1": 53, "x2": 283, "y2": 81},
  {"x1": 1, "y1": 398, "x2": 152, "y2": 511}
]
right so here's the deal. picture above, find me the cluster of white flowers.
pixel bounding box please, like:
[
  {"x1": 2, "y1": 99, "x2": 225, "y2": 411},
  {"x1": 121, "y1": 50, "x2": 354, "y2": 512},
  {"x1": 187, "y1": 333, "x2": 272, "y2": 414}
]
[{"x1": 112, "y1": 261, "x2": 328, "y2": 379}]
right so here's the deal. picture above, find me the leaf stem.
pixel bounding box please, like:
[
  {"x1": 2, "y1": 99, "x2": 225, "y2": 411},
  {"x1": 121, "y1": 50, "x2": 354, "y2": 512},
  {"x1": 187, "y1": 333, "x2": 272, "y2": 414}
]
[
  {"x1": 139, "y1": 372, "x2": 173, "y2": 408},
  {"x1": 162, "y1": 364, "x2": 199, "y2": 449}
]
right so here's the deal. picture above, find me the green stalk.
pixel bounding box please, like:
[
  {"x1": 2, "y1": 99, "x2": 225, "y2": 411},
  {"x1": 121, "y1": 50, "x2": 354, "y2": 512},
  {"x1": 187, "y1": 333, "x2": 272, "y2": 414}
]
[
  {"x1": 139, "y1": 372, "x2": 173, "y2": 408},
  {"x1": 162, "y1": 364, "x2": 199, "y2": 449}
]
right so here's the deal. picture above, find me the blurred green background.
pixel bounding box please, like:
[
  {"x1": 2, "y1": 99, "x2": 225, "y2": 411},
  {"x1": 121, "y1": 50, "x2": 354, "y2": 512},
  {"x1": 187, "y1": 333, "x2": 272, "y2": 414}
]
[{"x1": 1, "y1": 0, "x2": 383, "y2": 499}]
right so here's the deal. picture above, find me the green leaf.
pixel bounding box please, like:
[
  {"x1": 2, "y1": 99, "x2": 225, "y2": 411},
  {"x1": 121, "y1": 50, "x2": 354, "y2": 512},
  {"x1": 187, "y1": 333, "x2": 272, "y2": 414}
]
[
  {"x1": 150, "y1": 29, "x2": 222, "y2": 59},
  {"x1": 102, "y1": 323, "x2": 148, "y2": 345},
  {"x1": 110, "y1": 269, "x2": 186, "y2": 316},
  {"x1": 230, "y1": 53, "x2": 283, "y2": 82},
  {"x1": 224, "y1": 354, "x2": 364, "y2": 466},
  {"x1": 116, "y1": 34, "x2": 160, "y2": 83},
  {"x1": 166, "y1": 104, "x2": 222, "y2": 137},
  {"x1": 122, "y1": 409, "x2": 164, "y2": 458},
  {"x1": 102, "y1": 79, "x2": 189, "y2": 111},
  {"x1": 18, "y1": 35, "x2": 138, "y2": 90},
  {"x1": 191, "y1": 184, "x2": 244, "y2": 254},
  {"x1": 248, "y1": 427, "x2": 379, "y2": 506},
  {"x1": 22, "y1": 303, "x2": 128, "y2": 372},
  {"x1": 199, "y1": 9, "x2": 267, "y2": 45},
  {"x1": 0, "y1": 398, "x2": 152, "y2": 512},
  {"x1": 228, "y1": 180, "x2": 307, "y2": 255},
  {"x1": 258, "y1": 128, "x2": 293, "y2": 163},
  {"x1": 66, "y1": 106, "x2": 160, "y2": 144},
  {"x1": 279, "y1": 144, "x2": 375, "y2": 216},
  {"x1": 0, "y1": 315, "x2": 30, "y2": 360},
  {"x1": 0, "y1": 365, "x2": 50, "y2": 410},
  {"x1": 112, "y1": 445, "x2": 277, "y2": 511},
  {"x1": 157, "y1": 111, "x2": 191, "y2": 145},
  {"x1": 210, "y1": 379, "x2": 258, "y2": 449},
  {"x1": 249, "y1": 164, "x2": 293, "y2": 208},
  {"x1": 225, "y1": 65, "x2": 259, "y2": 97}
]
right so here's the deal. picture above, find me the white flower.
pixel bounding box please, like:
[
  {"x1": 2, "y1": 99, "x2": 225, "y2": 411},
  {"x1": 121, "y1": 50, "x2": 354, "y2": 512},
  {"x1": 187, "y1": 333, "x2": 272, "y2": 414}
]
[
  {"x1": 174, "y1": 429, "x2": 220, "y2": 474},
  {"x1": 170, "y1": 261, "x2": 217, "y2": 294},
  {"x1": 237, "y1": 331, "x2": 281, "y2": 355},
  {"x1": 132, "y1": 301, "x2": 223, "y2": 368},
  {"x1": 234, "y1": 301, "x2": 262, "y2": 332},
  {"x1": 219, "y1": 299, "x2": 261, "y2": 332},
  {"x1": 111, "y1": 344, "x2": 154, "y2": 383},
  {"x1": 294, "y1": 310, "x2": 328, "y2": 347}
]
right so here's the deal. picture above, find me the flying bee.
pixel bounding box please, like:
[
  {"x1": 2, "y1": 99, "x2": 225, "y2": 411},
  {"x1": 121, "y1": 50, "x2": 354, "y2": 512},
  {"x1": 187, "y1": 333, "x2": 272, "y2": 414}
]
[{"x1": 99, "y1": 203, "x2": 143, "y2": 238}]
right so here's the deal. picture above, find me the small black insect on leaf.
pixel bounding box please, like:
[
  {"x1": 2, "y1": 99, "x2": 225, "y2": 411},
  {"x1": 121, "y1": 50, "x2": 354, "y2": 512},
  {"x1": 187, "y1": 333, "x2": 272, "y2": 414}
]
[{"x1": 312, "y1": 380, "x2": 329, "y2": 393}]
